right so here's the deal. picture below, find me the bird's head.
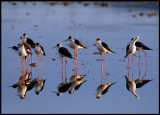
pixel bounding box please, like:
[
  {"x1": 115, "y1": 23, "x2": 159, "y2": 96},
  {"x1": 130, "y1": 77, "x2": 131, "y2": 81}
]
[
  {"x1": 96, "y1": 93, "x2": 101, "y2": 99},
  {"x1": 96, "y1": 38, "x2": 101, "y2": 44},
  {"x1": 23, "y1": 33, "x2": 27, "y2": 37},
  {"x1": 68, "y1": 89, "x2": 74, "y2": 94},
  {"x1": 36, "y1": 43, "x2": 40, "y2": 46},
  {"x1": 63, "y1": 36, "x2": 74, "y2": 42}
]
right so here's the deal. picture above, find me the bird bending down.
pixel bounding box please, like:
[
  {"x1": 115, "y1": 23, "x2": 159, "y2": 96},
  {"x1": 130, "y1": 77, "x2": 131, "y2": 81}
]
[
  {"x1": 134, "y1": 78, "x2": 153, "y2": 88},
  {"x1": 96, "y1": 82, "x2": 116, "y2": 99},
  {"x1": 34, "y1": 42, "x2": 46, "y2": 80},
  {"x1": 53, "y1": 43, "x2": 74, "y2": 83},
  {"x1": 124, "y1": 76, "x2": 139, "y2": 99},
  {"x1": 63, "y1": 36, "x2": 86, "y2": 76},
  {"x1": 124, "y1": 36, "x2": 139, "y2": 58},
  {"x1": 132, "y1": 38, "x2": 152, "y2": 66}
]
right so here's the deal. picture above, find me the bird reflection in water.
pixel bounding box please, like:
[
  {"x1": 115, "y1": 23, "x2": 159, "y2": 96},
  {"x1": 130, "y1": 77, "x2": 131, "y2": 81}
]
[
  {"x1": 96, "y1": 68, "x2": 116, "y2": 99},
  {"x1": 69, "y1": 74, "x2": 86, "y2": 82},
  {"x1": 124, "y1": 75, "x2": 139, "y2": 99},
  {"x1": 16, "y1": 82, "x2": 27, "y2": 100},
  {"x1": 68, "y1": 79, "x2": 87, "y2": 94},
  {"x1": 134, "y1": 56, "x2": 153, "y2": 88},
  {"x1": 96, "y1": 82, "x2": 116, "y2": 99},
  {"x1": 34, "y1": 79, "x2": 46, "y2": 95},
  {"x1": 53, "y1": 82, "x2": 73, "y2": 96},
  {"x1": 54, "y1": 74, "x2": 87, "y2": 96}
]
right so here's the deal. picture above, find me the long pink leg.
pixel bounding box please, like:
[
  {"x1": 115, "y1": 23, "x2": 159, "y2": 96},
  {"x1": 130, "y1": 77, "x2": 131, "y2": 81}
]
[
  {"x1": 21, "y1": 58, "x2": 22, "y2": 75},
  {"x1": 62, "y1": 57, "x2": 63, "y2": 83},
  {"x1": 105, "y1": 53, "x2": 107, "y2": 76},
  {"x1": 74, "y1": 49, "x2": 77, "y2": 77},
  {"x1": 132, "y1": 54, "x2": 133, "y2": 81},
  {"x1": 105, "y1": 73, "x2": 107, "y2": 84},
  {"x1": 65, "y1": 57, "x2": 67, "y2": 83},
  {"x1": 23, "y1": 58, "x2": 25, "y2": 75},
  {"x1": 37, "y1": 55, "x2": 39, "y2": 80},
  {"x1": 31, "y1": 51, "x2": 33, "y2": 78},
  {"x1": 104, "y1": 53, "x2": 107, "y2": 84},
  {"x1": 41, "y1": 55, "x2": 42, "y2": 81},
  {"x1": 128, "y1": 55, "x2": 130, "y2": 78},
  {"x1": 142, "y1": 60, "x2": 148, "y2": 79},
  {"x1": 139, "y1": 51, "x2": 141, "y2": 79},
  {"x1": 101, "y1": 53, "x2": 103, "y2": 85},
  {"x1": 76, "y1": 49, "x2": 78, "y2": 75},
  {"x1": 142, "y1": 50, "x2": 147, "y2": 66},
  {"x1": 25, "y1": 54, "x2": 29, "y2": 73}
]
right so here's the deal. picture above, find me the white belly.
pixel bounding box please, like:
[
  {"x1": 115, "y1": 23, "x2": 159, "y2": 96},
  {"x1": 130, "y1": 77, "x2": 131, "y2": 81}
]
[
  {"x1": 35, "y1": 47, "x2": 43, "y2": 55},
  {"x1": 18, "y1": 48, "x2": 27, "y2": 57},
  {"x1": 128, "y1": 45, "x2": 136, "y2": 54}
]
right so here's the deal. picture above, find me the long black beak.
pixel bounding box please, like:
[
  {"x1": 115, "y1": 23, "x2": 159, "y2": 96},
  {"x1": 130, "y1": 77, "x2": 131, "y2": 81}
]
[
  {"x1": 52, "y1": 46, "x2": 57, "y2": 49},
  {"x1": 63, "y1": 39, "x2": 68, "y2": 42}
]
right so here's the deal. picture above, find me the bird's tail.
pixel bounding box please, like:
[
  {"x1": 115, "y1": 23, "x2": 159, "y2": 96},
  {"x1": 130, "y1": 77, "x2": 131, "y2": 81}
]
[
  {"x1": 111, "y1": 50, "x2": 116, "y2": 54},
  {"x1": 133, "y1": 91, "x2": 139, "y2": 99},
  {"x1": 124, "y1": 54, "x2": 129, "y2": 58}
]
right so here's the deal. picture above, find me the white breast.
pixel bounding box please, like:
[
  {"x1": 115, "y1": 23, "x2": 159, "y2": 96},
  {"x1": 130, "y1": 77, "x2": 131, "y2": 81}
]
[
  {"x1": 18, "y1": 47, "x2": 27, "y2": 57},
  {"x1": 35, "y1": 46, "x2": 43, "y2": 55}
]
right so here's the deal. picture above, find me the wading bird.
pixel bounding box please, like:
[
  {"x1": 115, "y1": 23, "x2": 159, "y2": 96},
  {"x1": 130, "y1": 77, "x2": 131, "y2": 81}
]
[
  {"x1": 52, "y1": 43, "x2": 74, "y2": 83},
  {"x1": 63, "y1": 36, "x2": 86, "y2": 75}
]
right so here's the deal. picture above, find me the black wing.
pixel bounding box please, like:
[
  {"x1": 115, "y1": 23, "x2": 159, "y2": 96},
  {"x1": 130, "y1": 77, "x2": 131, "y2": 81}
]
[
  {"x1": 136, "y1": 79, "x2": 152, "y2": 88},
  {"x1": 27, "y1": 38, "x2": 35, "y2": 49},
  {"x1": 101, "y1": 86, "x2": 110, "y2": 95},
  {"x1": 59, "y1": 47, "x2": 73, "y2": 58},
  {"x1": 75, "y1": 83, "x2": 83, "y2": 90},
  {"x1": 124, "y1": 76, "x2": 129, "y2": 91},
  {"x1": 135, "y1": 42, "x2": 152, "y2": 50},
  {"x1": 40, "y1": 79, "x2": 46, "y2": 92},
  {"x1": 102, "y1": 42, "x2": 115, "y2": 53},
  {"x1": 40, "y1": 45, "x2": 46, "y2": 56},
  {"x1": 75, "y1": 39, "x2": 85, "y2": 48},
  {"x1": 58, "y1": 82, "x2": 72, "y2": 93},
  {"x1": 124, "y1": 44, "x2": 130, "y2": 58}
]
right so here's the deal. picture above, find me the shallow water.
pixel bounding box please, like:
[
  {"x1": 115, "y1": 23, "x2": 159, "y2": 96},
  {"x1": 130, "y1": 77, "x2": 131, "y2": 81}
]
[{"x1": 2, "y1": 1, "x2": 159, "y2": 114}]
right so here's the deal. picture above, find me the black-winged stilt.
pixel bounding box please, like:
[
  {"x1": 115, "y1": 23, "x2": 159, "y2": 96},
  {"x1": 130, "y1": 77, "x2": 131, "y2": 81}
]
[
  {"x1": 34, "y1": 42, "x2": 46, "y2": 80},
  {"x1": 63, "y1": 36, "x2": 86, "y2": 75},
  {"x1": 131, "y1": 38, "x2": 152, "y2": 66},
  {"x1": 124, "y1": 36, "x2": 139, "y2": 81},
  {"x1": 124, "y1": 75, "x2": 139, "y2": 99},
  {"x1": 21, "y1": 33, "x2": 35, "y2": 77},
  {"x1": 96, "y1": 82, "x2": 116, "y2": 99},
  {"x1": 96, "y1": 38, "x2": 115, "y2": 84},
  {"x1": 21, "y1": 33, "x2": 35, "y2": 49},
  {"x1": 18, "y1": 44, "x2": 27, "y2": 75},
  {"x1": 52, "y1": 43, "x2": 74, "y2": 83}
]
